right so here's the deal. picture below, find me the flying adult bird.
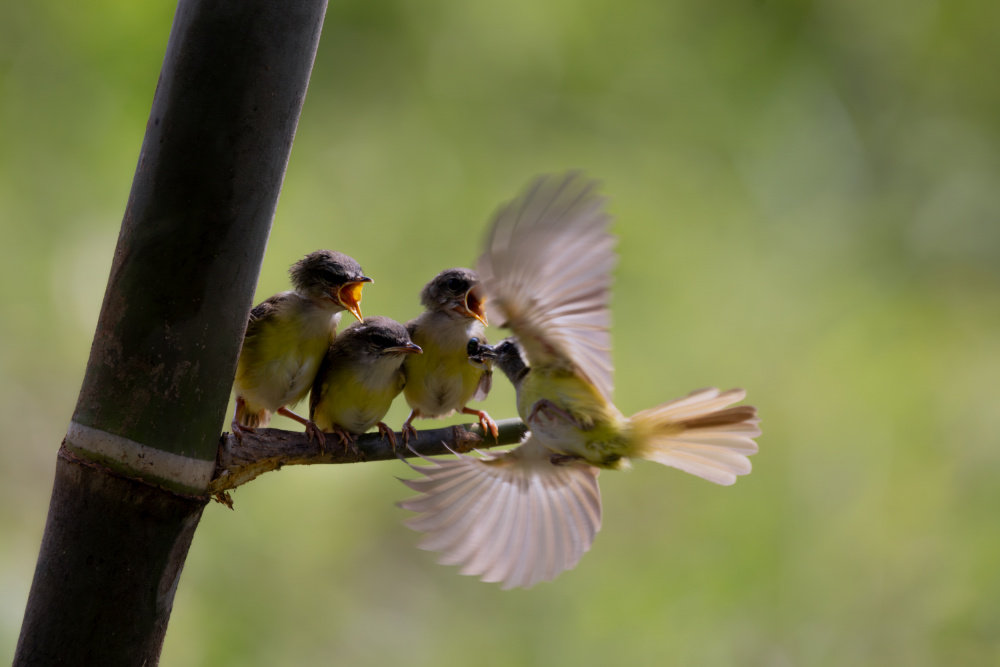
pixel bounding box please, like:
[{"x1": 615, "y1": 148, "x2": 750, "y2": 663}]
[
  {"x1": 232, "y1": 250, "x2": 372, "y2": 446},
  {"x1": 400, "y1": 172, "x2": 761, "y2": 589},
  {"x1": 310, "y1": 316, "x2": 422, "y2": 451},
  {"x1": 400, "y1": 269, "x2": 498, "y2": 442}
]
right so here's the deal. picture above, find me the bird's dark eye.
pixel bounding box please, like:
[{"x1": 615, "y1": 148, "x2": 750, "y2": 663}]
[
  {"x1": 371, "y1": 334, "x2": 394, "y2": 348},
  {"x1": 466, "y1": 338, "x2": 480, "y2": 355},
  {"x1": 446, "y1": 277, "x2": 464, "y2": 291},
  {"x1": 316, "y1": 268, "x2": 343, "y2": 285}
]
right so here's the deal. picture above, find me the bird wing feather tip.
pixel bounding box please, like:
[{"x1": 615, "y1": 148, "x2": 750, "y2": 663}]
[
  {"x1": 462, "y1": 475, "x2": 525, "y2": 580},
  {"x1": 398, "y1": 437, "x2": 603, "y2": 589},
  {"x1": 399, "y1": 441, "x2": 475, "y2": 469}
]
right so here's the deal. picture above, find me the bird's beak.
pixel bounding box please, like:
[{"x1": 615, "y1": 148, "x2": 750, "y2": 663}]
[
  {"x1": 473, "y1": 344, "x2": 497, "y2": 361},
  {"x1": 385, "y1": 342, "x2": 422, "y2": 355},
  {"x1": 457, "y1": 286, "x2": 488, "y2": 326},
  {"x1": 335, "y1": 277, "x2": 372, "y2": 322}
]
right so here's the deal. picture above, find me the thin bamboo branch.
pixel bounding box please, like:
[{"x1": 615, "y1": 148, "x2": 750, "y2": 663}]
[{"x1": 209, "y1": 418, "x2": 528, "y2": 494}]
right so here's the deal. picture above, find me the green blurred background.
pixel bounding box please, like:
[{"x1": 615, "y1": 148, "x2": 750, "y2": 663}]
[{"x1": 3, "y1": 0, "x2": 1000, "y2": 664}]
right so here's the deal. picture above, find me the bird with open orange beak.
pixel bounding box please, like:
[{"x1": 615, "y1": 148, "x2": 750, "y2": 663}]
[
  {"x1": 232, "y1": 250, "x2": 372, "y2": 446},
  {"x1": 400, "y1": 268, "x2": 498, "y2": 443}
]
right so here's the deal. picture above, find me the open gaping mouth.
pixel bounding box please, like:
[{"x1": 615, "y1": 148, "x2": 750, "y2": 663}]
[
  {"x1": 456, "y1": 285, "x2": 488, "y2": 326},
  {"x1": 334, "y1": 277, "x2": 372, "y2": 321}
]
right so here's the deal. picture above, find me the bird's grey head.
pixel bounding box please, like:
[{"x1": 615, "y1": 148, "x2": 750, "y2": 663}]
[
  {"x1": 493, "y1": 337, "x2": 529, "y2": 385},
  {"x1": 290, "y1": 250, "x2": 372, "y2": 319},
  {"x1": 338, "y1": 316, "x2": 422, "y2": 361},
  {"x1": 419, "y1": 268, "x2": 487, "y2": 325}
]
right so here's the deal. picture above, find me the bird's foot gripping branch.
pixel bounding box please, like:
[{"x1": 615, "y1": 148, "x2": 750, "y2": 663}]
[{"x1": 208, "y1": 418, "x2": 529, "y2": 500}]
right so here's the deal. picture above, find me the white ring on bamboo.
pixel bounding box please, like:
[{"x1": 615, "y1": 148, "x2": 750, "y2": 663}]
[{"x1": 66, "y1": 421, "x2": 215, "y2": 491}]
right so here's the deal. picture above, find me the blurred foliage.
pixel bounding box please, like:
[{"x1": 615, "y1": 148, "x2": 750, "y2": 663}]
[{"x1": 3, "y1": 0, "x2": 1000, "y2": 664}]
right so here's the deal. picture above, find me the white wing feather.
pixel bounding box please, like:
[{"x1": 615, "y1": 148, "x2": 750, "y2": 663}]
[
  {"x1": 476, "y1": 172, "x2": 617, "y2": 402},
  {"x1": 399, "y1": 437, "x2": 602, "y2": 590}
]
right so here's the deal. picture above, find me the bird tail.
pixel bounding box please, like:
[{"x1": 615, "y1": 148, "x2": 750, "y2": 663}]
[
  {"x1": 629, "y1": 388, "x2": 760, "y2": 486},
  {"x1": 398, "y1": 437, "x2": 602, "y2": 590}
]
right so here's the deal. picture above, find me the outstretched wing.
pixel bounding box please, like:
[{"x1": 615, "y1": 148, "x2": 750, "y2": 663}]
[
  {"x1": 399, "y1": 437, "x2": 602, "y2": 590},
  {"x1": 476, "y1": 172, "x2": 617, "y2": 402}
]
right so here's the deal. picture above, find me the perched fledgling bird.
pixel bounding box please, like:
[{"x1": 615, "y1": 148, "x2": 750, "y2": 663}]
[
  {"x1": 400, "y1": 269, "x2": 498, "y2": 442},
  {"x1": 400, "y1": 172, "x2": 761, "y2": 590},
  {"x1": 310, "y1": 316, "x2": 422, "y2": 452},
  {"x1": 232, "y1": 250, "x2": 372, "y2": 446}
]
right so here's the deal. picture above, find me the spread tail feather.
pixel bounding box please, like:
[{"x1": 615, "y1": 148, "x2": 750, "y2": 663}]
[
  {"x1": 630, "y1": 388, "x2": 760, "y2": 486},
  {"x1": 398, "y1": 437, "x2": 601, "y2": 590}
]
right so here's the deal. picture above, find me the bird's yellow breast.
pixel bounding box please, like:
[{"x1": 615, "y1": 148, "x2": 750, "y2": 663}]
[
  {"x1": 403, "y1": 329, "x2": 483, "y2": 417},
  {"x1": 311, "y1": 363, "x2": 404, "y2": 434},
  {"x1": 518, "y1": 366, "x2": 631, "y2": 467}
]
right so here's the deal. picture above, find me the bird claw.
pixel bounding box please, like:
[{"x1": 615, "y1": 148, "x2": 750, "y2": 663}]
[
  {"x1": 528, "y1": 399, "x2": 589, "y2": 430},
  {"x1": 528, "y1": 399, "x2": 568, "y2": 425},
  {"x1": 401, "y1": 423, "x2": 418, "y2": 447},
  {"x1": 332, "y1": 426, "x2": 359, "y2": 455},
  {"x1": 304, "y1": 420, "x2": 327, "y2": 452},
  {"x1": 477, "y1": 413, "x2": 499, "y2": 442},
  {"x1": 231, "y1": 420, "x2": 255, "y2": 443},
  {"x1": 462, "y1": 407, "x2": 499, "y2": 442},
  {"x1": 377, "y1": 422, "x2": 398, "y2": 451}
]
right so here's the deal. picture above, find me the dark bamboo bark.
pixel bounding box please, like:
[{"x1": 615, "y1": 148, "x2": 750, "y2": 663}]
[
  {"x1": 16, "y1": 0, "x2": 329, "y2": 663},
  {"x1": 16, "y1": 449, "x2": 207, "y2": 666},
  {"x1": 72, "y1": 0, "x2": 329, "y2": 473}
]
